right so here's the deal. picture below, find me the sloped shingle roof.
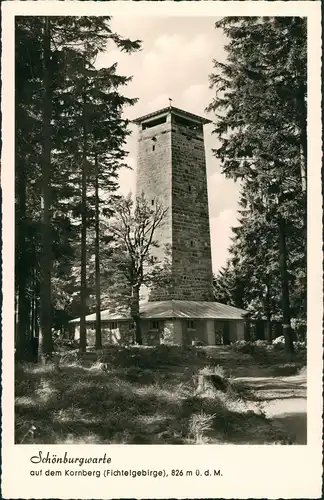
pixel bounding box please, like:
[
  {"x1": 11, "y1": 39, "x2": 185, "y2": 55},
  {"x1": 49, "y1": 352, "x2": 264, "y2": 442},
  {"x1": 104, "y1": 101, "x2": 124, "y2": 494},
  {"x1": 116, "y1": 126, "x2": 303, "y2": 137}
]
[{"x1": 70, "y1": 300, "x2": 247, "y2": 324}]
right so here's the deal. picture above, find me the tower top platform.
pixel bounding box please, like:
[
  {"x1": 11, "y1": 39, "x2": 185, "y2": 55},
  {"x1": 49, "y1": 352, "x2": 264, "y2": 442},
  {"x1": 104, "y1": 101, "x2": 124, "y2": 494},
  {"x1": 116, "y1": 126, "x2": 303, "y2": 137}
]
[{"x1": 131, "y1": 105, "x2": 212, "y2": 126}]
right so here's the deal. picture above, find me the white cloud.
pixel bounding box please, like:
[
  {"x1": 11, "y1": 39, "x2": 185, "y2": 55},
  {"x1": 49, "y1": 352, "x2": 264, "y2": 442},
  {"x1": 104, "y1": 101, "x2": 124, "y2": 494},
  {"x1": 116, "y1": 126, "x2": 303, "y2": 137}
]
[
  {"x1": 210, "y1": 209, "x2": 238, "y2": 273},
  {"x1": 208, "y1": 172, "x2": 240, "y2": 218}
]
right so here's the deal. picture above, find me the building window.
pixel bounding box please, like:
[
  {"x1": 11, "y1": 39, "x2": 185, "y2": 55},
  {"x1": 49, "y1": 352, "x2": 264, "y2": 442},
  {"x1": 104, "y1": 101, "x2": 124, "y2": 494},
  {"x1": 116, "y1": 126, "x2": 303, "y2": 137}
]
[
  {"x1": 108, "y1": 321, "x2": 118, "y2": 330},
  {"x1": 152, "y1": 145, "x2": 155, "y2": 151},
  {"x1": 190, "y1": 240, "x2": 194, "y2": 247},
  {"x1": 150, "y1": 320, "x2": 159, "y2": 331},
  {"x1": 187, "y1": 320, "x2": 196, "y2": 330},
  {"x1": 151, "y1": 199, "x2": 155, "y2": 206},
  {"x1": 188, "y1": 185, "x2": 191, "y2": 192}
]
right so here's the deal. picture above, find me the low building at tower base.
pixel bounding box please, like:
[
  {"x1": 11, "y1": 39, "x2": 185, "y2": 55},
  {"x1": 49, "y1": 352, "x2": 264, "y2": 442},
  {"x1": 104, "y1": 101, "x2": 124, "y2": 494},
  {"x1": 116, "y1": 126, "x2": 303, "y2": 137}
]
[{"x1": 70, "y1": 300, "x2": 249, "y2": 346}]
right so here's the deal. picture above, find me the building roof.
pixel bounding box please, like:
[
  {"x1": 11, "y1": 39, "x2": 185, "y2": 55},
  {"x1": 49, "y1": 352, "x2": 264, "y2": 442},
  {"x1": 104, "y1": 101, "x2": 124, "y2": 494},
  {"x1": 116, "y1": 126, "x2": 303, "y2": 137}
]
[
  {"x1": 131, "y1": 105, "x2": 211, "y2": 126},
  {"x1": 70, "y1": 300, "x2": 247, "y2": 324}
]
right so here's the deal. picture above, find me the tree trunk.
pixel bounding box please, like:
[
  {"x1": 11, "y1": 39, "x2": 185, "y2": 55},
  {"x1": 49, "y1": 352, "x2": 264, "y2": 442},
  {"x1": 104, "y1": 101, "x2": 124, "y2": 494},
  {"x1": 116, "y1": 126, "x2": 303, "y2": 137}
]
[
  {"x1": 278, "y1": 216, "x2": 295, "y2": 354},
  {"x1": 15, "y1": 293, "x2": 18, "y2": 346},
  {"x1": 35, "y1": 297, "x2": 40, "y2": 339},
  {"x1": 265, "y1": 280, "x2": 272, "y2": 343},
  {"x1": 131, "y1": 286, "x2": 142, "y2": 345},
  {"x1": 38, "y1": 16, "x2": 53, "y2": 363},
  {"x1": 299, "y1": 88, "x2": 307, "y2": 194},
  {"x1": 299, "y1": 91, "x2": 307, "y2": 325},
  {"x1": 94, "y1": 152, "x2": 102, "y2": 350},
  {"x1": 31, "y1": 293, "x2": 35, "y2": 339},
  {"x1": 79, "y1": 80, "x2": 88, "y2": 354},
  {"x1": 16, "y1": 158, "x2": 29, "y2": 361}
]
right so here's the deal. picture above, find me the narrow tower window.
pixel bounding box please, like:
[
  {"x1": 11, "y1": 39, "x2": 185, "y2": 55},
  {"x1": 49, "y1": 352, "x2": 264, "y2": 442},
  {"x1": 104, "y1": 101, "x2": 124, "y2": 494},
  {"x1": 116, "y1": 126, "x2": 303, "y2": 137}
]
[
  {"x1": 151, "y1": 199, "x2": 155, "y2": 206},
  {"x1": 152, "y1": 145, "x2": 155, "y2": 151},
  {"x1": 188, "y1": 185, "x2": 191, "y2": 192}
]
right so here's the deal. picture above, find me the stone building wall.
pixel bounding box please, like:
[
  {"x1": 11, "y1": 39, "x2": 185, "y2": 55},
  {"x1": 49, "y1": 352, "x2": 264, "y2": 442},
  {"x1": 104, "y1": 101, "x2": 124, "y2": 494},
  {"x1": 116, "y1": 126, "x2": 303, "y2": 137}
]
[
  {"x1": 76, "y1": 318, "x2": 246, "y2": 346},
  {"x1": 171, "y1": 120, "x2": 214, "y2": 301},
  {"x1": 135, "y1": 109, "x2": 213, "y2": 302},
  {"x1": 135, "y1": 116, "x2": 173, "y2": 301}
]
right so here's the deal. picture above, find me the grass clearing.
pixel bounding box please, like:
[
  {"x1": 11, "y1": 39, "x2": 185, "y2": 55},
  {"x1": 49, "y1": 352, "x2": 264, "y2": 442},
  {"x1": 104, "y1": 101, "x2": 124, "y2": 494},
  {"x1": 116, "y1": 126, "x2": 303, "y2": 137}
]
[{"x1": 15, "y1": 345, "x2": 306, "y2": 445}]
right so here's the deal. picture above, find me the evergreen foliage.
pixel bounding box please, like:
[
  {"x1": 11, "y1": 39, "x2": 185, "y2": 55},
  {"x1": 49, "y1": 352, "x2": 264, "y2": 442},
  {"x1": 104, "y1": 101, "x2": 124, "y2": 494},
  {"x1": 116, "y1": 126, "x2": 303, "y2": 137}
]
[
  {"x1": 15, "y1": 16, "x2": 141, "y2": 361},
  {"x1": 208, "y1": 17, "x2": 307, "y2": 352}
]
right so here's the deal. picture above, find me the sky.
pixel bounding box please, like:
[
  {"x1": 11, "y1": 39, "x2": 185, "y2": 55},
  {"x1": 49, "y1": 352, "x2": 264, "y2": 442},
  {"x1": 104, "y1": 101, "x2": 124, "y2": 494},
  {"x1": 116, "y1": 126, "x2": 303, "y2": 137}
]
[{"x1": 95, "y1": 16, "x2": 240, "y2": 274}]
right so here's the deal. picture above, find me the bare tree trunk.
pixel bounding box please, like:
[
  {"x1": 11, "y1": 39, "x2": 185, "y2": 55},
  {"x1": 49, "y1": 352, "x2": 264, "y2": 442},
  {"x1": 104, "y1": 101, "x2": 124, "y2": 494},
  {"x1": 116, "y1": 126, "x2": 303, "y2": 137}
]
[
  {"x1": 38, "y1": 16, "x2": 53, "y2": 363},
  {"x1": 278, "y1": 216, "x2": 295, "y2": 354},
  {"x1": 79, "y1": 80, "x2": 88, "y2": 354},
  {"x1": 299, "y1": 88, "x2": 307, "y2": 194},
  {"x1": 35, "y1": 296, "x2": 39, "y2": 339},
  {"x1": 94, "y1": 152, "x2": 102, "y2": 350},
  {"x1": 31, "y1": 292, "x2": 35, "y2": 339},
  {"x1": 16, "y1": 158, "x2": 29, "y2": 361},
  {"x1": 131, "y1": 285, "x2": 142, "y2": 345},
  {"x1": 299, "y1": 91, "x2": 307, "y2": 326},
  {"x1": 265, "y1": 279, "x2": 272, "y2": 343}
]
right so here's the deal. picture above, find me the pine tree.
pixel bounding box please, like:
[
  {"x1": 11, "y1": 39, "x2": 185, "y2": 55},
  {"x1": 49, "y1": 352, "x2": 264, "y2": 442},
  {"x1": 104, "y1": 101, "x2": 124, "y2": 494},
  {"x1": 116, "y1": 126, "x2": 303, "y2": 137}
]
[
  {"x1": 207, "y1": 17, "x2": 307, "y2": 353},
  {"x1": 15, "y1": 16, "x2": 141, "y2": 359}
]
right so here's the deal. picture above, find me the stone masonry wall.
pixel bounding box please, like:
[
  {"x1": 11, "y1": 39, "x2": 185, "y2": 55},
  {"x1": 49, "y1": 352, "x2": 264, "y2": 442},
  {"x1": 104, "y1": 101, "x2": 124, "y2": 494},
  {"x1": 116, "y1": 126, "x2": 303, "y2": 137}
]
[
  {"x1": 171, "y1": 122, "x2": 214, "y2": 301},
  {"x1": 136, "y1": 118, "x2": 173, "y2": 301},
  {"x1": 135, "y1": 110, "x2": 213, "y2": 302}
]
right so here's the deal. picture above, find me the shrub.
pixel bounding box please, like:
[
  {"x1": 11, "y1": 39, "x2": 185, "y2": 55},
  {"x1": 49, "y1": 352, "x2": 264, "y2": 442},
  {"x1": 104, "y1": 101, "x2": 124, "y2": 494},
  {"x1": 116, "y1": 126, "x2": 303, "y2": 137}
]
[
  {"x1": 294, "y1": 341, "x2": 306, "y2": 351},
  {"x1": 188, "y1": 411, "x2": 216, "y2": 443},
  {"x1": 273, "y1": 335, "x2": 285, "y2": 345},
  {"x1": 254, "y1": 340, "x2": 268, "y2": 347},
  {"x1": 199, "y1": 365, "x2": 226, "y2": 379},
  {"x1": 272, "y1": 336, "x2": 307, "y2": 351},
  {"x1": 233, "y1": 341, "x2": 255, "y2": 354},
  {"x1": 272, "y1": 336, "x2": 285, "y2": 350}
]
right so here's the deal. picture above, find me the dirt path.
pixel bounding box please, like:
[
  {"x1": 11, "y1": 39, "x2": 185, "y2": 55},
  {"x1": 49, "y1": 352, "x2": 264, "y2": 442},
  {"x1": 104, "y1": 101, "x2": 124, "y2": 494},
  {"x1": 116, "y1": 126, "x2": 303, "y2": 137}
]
[{"x1": 234, "y1": 373, "x2": 307, "y2": 444}]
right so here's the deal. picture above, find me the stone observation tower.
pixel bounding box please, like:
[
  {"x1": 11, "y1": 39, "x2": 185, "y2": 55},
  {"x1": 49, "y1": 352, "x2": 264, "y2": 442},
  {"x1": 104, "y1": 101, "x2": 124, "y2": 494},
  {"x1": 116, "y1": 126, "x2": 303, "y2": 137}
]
[
  {"x1": 72, "y1": 104, "x2": 248, "y2": 346},
  {"x1": 133, "y1": 105, "x2": 214, "y2": 302}
]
